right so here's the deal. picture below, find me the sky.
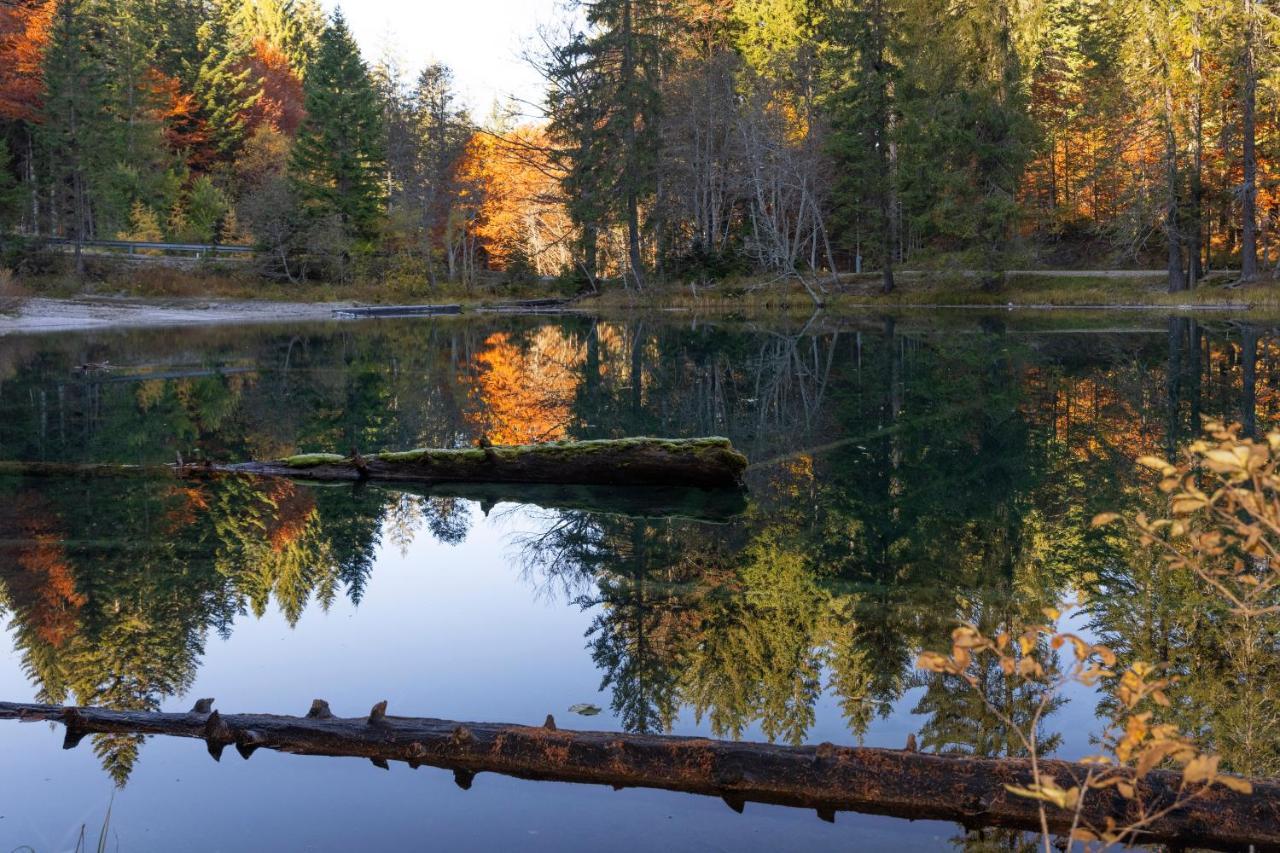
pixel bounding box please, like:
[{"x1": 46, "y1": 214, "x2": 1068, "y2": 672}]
[{"x1": 321, "y1": 0, "x2": 567, "y2": 121}]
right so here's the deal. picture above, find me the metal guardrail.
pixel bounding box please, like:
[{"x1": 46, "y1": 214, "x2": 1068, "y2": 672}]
[{"x1": 41, "y1": 238, "x2": 254, "y2": 258}]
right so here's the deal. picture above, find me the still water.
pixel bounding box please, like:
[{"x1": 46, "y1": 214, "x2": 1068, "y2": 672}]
[{"x1": 0, "y1": 312, "x2": 1275, "y2": 851}]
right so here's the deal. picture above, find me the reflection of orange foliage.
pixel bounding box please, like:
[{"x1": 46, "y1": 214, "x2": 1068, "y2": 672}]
[
  {"x1": 164, "y1": 484, "x2": 211, "y2": 531},
  {"x1": 0, "y1": 0, "x2": 52, "y2": 122},
  {"x1": 466, "y1": 327, "x2": 585, "y2": 444},
  {"x1": 456, "y1": 127, "x2": 574, "y2": 275},
  {"x1": 0, "y1": 494, "x2": 86, "y2": 648},
  {"x1": 264, "y1": 479, "x2": 316, "y2": 552}
]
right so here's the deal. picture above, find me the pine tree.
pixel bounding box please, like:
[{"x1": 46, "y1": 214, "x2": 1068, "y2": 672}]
[
  {"x1": 824, "y1": 0, "x2": 901, "y2": 293},
  {"x1": 290, "y1": 9, "x2": 385, "y2": 242},
  {"x1": 192, "y1": 5, "x2": 261, "y2": 162},
  {"x1": 228, "y1": 0, "x2": 326, "y2": 77},
  {"x1": 40, "y1": 0, "x2": 114, "y2": 273},
  {"x1": 0, "y1": 137, "x2": 21, "y2": 230},
  {"x1": 557, "y1": 0, "x2": 670, "y2": 287}
]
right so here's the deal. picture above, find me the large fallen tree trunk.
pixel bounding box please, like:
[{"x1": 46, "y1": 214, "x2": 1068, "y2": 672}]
[
  {"x1": 0, "y1": 438, "x2": 748, "y2": 491},
  {"x1": 2, "y1": 701, "x2": 1275, "y2": 849},
  {"x1": 219, "y1": 438, "x2": 747, "y2": 489}
]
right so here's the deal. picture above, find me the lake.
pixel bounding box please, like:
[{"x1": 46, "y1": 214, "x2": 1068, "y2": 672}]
[{"x1": 0, "y1": 311, "x2": 1275, "y2": 851}]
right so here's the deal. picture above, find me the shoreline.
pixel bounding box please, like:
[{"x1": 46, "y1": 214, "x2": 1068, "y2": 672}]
[
  {"x1": 0, "y1": 296, "x2": 352, "y2": 336},
  {"x1": 0, "y1": 294, "x2": 1269, "y2": 337}
]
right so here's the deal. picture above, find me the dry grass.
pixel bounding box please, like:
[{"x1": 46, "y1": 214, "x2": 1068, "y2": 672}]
[{"x1": 17, "y1": 258, "x2": 1280, "y2": 317}]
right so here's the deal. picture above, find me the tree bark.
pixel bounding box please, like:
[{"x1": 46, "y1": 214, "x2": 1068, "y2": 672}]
[
  {"x1": 2, "y1": 700, "x2": 1275, "y2": 849},
  {"x1": 1242, "y1": 0, "x2": 1259, "y2": 280}
]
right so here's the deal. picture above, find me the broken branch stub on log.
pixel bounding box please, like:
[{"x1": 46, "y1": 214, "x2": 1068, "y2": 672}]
[{"x1": 2, "y1": 701, "x2": 1275, "y2": 850}]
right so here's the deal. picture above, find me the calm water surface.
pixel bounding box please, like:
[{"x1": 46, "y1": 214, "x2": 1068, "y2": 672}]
[{"x1": 0, "y1": 312, "x2": 1276, "y2": 851}]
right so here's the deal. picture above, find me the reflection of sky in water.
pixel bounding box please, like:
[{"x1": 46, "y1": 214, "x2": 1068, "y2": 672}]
[
  {"x1": 1, "y1": 503, "x2": 969, "y2": 850},
  {"x1": 0, "y1": 499, "x2": 1111, "y2": 851},
  {"x1": 1, "y1": 314, "x2": 1264, "y2": 850}
]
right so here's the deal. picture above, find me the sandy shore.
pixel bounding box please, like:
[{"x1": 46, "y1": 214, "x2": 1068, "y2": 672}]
[{"x1": 0, "y1": 297, "x2": 351, "y2": 336}]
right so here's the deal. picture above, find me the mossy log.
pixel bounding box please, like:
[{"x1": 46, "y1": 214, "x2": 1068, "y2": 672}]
[
  {"x1": 222, "y1": 438, "x2": 748, "y2": 489},
  {"x1": 0, "y1": 439, "x2": 748, "y2": 490},
  {"x1": 2, "y1": 701, "x2": 1275, "y2": 849}
]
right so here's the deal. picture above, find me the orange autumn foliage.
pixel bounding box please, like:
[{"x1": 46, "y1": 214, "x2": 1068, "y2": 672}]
[
  {"x1": 456, "y1": 127, "x2": 575, "y2": 276},
  {"x1": 243, "y1": 38, "x2": 305, "y2": 136},
  {"x1": 148, "y1": 69, "x2": 216, "y2": 172},
  {"x1": 0, "y1": 0, "x2": 53, "y2": 122}
]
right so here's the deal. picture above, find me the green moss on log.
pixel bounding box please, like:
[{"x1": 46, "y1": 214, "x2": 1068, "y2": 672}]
[
  {"x1": 284, "y1": 438, "x2": 744, "y2": 470},
  {"x1": 283, "y1": 453, "x2": 347, "y2": 468}
]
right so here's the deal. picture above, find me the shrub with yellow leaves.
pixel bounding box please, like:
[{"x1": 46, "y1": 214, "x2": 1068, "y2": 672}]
[
  {"x1": 918, "y1": 603, "x2": 1252, "y2": 849},
  {"x1": 1093, "y1": 420, "x2": 1280, "y2": 618}
]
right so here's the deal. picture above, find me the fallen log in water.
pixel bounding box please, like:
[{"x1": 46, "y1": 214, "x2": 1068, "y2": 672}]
[
  {"x1": 1, "y1": 700, "x2": 1275, "y2": 849},
  {"x1": 0, "y1": 438, "x2": 749, "y2": 491},
  {"x1": 215, "y1": 438, "x2": 748, "y2": 489}
]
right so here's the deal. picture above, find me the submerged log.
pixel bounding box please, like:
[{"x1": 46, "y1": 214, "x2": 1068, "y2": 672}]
[
  {"x1": 216, "y1": 438, "x2": 748, "y2": 489},
  {"x1": 2, "y1": 700, "x2": 1275, "y2": 849}
]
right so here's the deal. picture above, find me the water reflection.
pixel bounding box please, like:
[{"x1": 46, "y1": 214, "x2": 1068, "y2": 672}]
[{"x1": 1, "y1": 314, "x2": 1279, "y2": 797}]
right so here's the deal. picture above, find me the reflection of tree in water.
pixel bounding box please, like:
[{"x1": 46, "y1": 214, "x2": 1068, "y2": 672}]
[{"x1": 2, "y1": 318, "x2": 1280, "y2": 789}]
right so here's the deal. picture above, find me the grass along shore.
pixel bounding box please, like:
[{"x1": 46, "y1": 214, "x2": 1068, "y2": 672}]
[{"x1": 4, "y1": 263, "x2": 1279, "y2": 320}]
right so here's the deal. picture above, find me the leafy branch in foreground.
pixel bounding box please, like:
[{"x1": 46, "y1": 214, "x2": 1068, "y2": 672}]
[
  {"x1": 918, "y1": 421, "x2": 1280, "y2": 850},
  {"x1": 1097, "y1": 420, "x2": 1280, "y2": 618},
  {"x1": 919, "y1": 608, "x2": 1250, "y2": 849}
]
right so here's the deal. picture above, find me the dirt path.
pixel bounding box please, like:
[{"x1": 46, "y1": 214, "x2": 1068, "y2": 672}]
[{"x1": 0, "y1": 297, "x2": 351, "y2": 336}]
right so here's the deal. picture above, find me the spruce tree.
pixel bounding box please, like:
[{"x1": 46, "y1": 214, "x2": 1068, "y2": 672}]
[
  {"x1": 40, "y1": 0, "x2": 114, "y2": 272},
  {"x1": 824, "y1": 0, "x2": 901, "y2": 294},
  {"x1": 0, "y1": 137, "x2": 20, "y2": 231},
  {"x1": 551, "y1": 0, "x2": 668, "y2": 287},
  {"x1": 193, "y1": 6, "x2": 261, "y2": 162},
  {"x1": 290, "y1": 9, "x2": 385, "y2": 242}
]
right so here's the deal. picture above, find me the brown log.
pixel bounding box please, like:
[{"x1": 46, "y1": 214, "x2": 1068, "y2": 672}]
[
  {"x1": 215, "y1": 437, "x2": 748, "y2": 489},
  {"x1": 1, "y1": 701, "x2": 1275, "y2": 850},
  {"x1": 0, "y1": 439, "x2": 748, "y2": 491}
]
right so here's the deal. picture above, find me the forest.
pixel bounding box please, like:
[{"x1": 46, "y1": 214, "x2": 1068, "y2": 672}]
[{"x1": 0, "y1": 0, "x2": 1277, "y2": 295}]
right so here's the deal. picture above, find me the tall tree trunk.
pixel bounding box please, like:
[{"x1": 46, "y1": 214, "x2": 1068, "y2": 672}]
[
  {"x1": 1163, "y1": 73, "x2": 1186, "y2": 293},
  {"x1": 1241, "y1": 0, "x2": 1259, "y2": 280},
  {"x1": 1190, "y1": 12, "x2": 1204, "y2": 287},
  {"x1": 621, "y1": 0, "x2": 644, "y2": 290}
]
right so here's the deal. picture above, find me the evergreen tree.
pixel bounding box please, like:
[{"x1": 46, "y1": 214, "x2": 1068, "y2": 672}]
[
  {"x1": 0, "y1": 137, "x2": 20, "y2": 230},
  {"x1": 192, "y1": 5, "x2": 261, "y2": 162},
  {"x1": 290, "y1": 9, "x2": 385, "y2": 242},
  {"x1": 40, "y1": 0, "x2": 114, "y2": 272},
  {"x1": 227, "y1": 0, "x2": 326, "y2": 77},
  {"x1": 564, "y1": 0, "x2": 670, "y2": 287},
  {"x1": 824, "y1": 0, "x2": 901, "y2": 293}
]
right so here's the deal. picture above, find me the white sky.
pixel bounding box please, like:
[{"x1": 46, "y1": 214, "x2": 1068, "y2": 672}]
[{"x1": 322, "y1": 0, "x2": 568, "y2": 121}]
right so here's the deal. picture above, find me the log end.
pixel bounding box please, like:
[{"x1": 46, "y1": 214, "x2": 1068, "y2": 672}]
[
  {"x1": 190, "y1": 698, "x2": 215, "y2": 715},
  {"x1": 368, "y1": 701, "x2": 388, "y2": 725}
]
